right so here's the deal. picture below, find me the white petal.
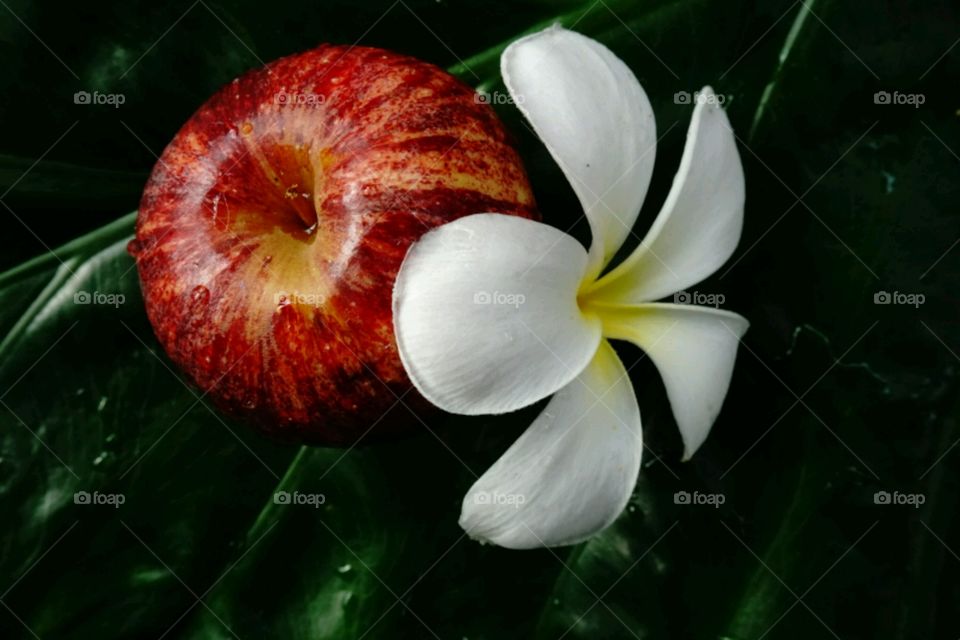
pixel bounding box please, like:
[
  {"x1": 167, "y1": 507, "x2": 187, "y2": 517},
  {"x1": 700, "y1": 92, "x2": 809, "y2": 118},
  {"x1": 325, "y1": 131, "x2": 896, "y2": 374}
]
[
  {"x1": 459, "y1": 341, "x2": 642, "y2": 549},
  {"x1": 598, "y1": 303, "x2": 747, "y2": 459},
  {"x1": 502, "y1": 26, "x2": 656, "y2": 278},
  {"x1": 583, "y1": 87, "x2": 745, "y2": 304},
  {"x1": 392, "y1": 213, "x2": 601, "y2": 415}
]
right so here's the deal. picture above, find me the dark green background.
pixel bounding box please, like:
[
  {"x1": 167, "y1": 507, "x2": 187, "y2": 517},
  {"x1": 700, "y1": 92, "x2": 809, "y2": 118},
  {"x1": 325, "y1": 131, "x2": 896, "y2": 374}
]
[{"x1": 1, "y1": 0, "x2": 958, "y2": 638}]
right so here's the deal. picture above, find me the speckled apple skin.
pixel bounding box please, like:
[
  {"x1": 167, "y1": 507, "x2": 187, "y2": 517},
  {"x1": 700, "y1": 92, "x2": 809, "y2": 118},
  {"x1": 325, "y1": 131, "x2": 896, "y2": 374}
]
[{"x1": 131, "y1": 44, "x2": 537, "y2": 445}]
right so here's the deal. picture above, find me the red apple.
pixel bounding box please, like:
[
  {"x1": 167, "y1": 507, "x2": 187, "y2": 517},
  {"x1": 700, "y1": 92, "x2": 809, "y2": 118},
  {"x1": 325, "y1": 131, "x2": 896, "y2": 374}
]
[{"x1": 130, "y1": 44, "x2": 537, "y2": 445}]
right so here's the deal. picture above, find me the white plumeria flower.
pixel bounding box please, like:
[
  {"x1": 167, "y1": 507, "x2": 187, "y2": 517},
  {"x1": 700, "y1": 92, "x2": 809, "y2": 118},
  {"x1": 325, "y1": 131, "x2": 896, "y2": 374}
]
[{"x1": 392, "y1": 26, "x2": 748, "y2": 549}]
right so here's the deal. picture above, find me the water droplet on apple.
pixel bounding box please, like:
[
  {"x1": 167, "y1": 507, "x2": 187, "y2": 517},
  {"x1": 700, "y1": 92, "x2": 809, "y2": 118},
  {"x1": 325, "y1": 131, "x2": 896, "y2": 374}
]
[
  {"x1": 242, "y1": 399, "x2": 257, "y2": 410},
  {"x1": 126, "y1": 239, "x2": 142, "y2": 257},
  {"x1": 190, "y1": 285, "x2": 210, "y2": 306},
  {"x1": 240, "y1": 121, "x2": 254, "y2": 135},
  {"x1": 361, "y1": 183, "x2": 377, "y2": 197}
]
